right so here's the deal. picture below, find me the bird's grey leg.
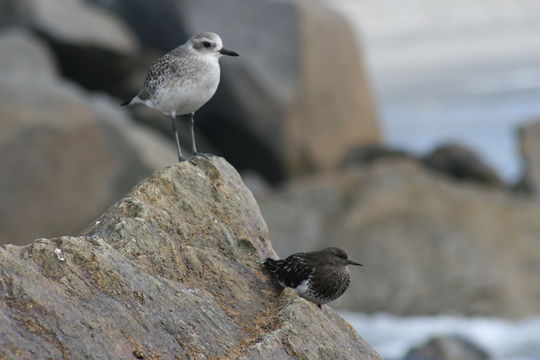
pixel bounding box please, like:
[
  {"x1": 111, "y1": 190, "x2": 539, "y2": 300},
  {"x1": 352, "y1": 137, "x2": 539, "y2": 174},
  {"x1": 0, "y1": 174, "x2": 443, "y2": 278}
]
[
  {"x1": 189, "y1": 112, "x2": 213, "y2": 159},
  {"x1": 171, "y1": 113, "x2": 185, "y2": 162},
  {"x1": 189, "y1": 112, "x2": 198, "y2": 154}
]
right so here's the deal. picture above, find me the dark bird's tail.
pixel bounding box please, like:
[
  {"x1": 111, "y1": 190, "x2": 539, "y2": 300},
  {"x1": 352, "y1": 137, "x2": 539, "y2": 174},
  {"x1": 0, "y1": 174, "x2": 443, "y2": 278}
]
[
  {"x1": 263, "y1": 258, "x2": 280, "y2": 272},
  {"x1": 120, "y1": 99, "x2": 131, "y2": 106}
]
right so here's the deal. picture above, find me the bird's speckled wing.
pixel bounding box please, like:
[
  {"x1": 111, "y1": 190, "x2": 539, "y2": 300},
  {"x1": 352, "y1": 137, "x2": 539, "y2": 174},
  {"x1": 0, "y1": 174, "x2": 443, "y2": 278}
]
[
  {"x1": 266, "y1": 254, "x2": 316, "y2": 289},
  {"x1": 137, "y1": 50, "x2": 184, "y2": 101}
]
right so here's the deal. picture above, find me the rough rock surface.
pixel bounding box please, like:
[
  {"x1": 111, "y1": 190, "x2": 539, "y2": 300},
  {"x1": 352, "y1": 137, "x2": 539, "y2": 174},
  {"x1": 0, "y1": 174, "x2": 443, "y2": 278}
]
[
  {"x1": 518, "y1": 120, "x2": 540, "y2": 195},
  {"x1": 0, "y1": 29, "x2": 175, "y2": 246},
  {"x1": 252, "y1": 176, "x2": 345, "y2": 258},
  {"x1": 285, "y1": 1, "x2": 379, "y2": 174},
  {"x1": 0, "y1": 0, "x2": 140, "y2": 97},
  {"x1": 257, "y1": 159, "x2": 540, "y2": 317},
  {"x1": 422, "y1": 144, "x2": 502, "y2": 186},
  {"x1": 404, "y1": 335, "x2": 491, "y2": 360},
  {"x1": 93, "y1": 0, "x2": 380, "y2": 181},
  {"x1": 342, "y1": 144, "x2": 504, "y2": 188},
  {"x1": 0, "y1": 157, "x2": 381, "y2": 360},
  {"x1": 341, "y1": 144, "x2": 413, "y2": 168},
  {"x1": 0, "y1": 0, "x2": 136, "y2": 53}
]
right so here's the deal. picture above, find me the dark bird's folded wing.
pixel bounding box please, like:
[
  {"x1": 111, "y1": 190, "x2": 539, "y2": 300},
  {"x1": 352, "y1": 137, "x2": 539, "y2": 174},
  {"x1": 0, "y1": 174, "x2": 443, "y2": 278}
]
[{"x1": 273, "y1": 255, "x2": 315, "y2": 289}]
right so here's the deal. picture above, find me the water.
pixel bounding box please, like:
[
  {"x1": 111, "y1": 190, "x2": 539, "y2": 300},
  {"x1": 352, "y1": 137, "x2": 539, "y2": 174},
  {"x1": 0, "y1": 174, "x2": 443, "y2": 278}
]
[
  {"x1": 324, "y1": 4, "x2": 540, "y2": 358},
  {"x1": 341, "y1": 312, "x2": 540, "y2": 360},
  {"x1": 327, "y1": 0, "x2": 540, "y2": 182},
  {"x1": 378, "y1": 88, "x2": 540, "y2": 182}
]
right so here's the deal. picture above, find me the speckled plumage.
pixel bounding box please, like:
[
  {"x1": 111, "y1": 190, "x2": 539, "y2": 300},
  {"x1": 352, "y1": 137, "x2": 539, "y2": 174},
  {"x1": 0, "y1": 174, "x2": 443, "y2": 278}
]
[
  {"x1": 122, "y1": 32, "x2": 238, "y2": 161},
  {"x1": 131, "y1": 33, "x2": 222, "y2": 116},
  {"x1": 264, "y1": 247, "x2": 362, "y2": 308}
]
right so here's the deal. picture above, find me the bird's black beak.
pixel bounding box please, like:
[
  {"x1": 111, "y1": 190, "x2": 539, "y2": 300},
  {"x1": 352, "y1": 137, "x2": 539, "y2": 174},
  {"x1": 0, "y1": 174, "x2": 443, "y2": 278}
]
[
  {"x1": 347, "y1": 260, "x2": 363, "y2": 266},
  {"x1": 219, "y1": 48, "x2": 239, "y2": 56}
]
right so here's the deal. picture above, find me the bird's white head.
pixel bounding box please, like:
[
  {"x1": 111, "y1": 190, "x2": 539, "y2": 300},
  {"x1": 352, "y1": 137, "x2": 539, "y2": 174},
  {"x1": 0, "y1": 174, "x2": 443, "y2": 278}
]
[{"x1": 188, "y1": 32, "x2": 239, "y2": 58}]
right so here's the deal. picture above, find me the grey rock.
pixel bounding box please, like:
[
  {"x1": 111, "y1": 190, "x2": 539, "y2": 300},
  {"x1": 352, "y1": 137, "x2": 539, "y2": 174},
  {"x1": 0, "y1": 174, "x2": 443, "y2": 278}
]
[
  {"x1": 518, "y1": 120, "x2": 540, "y2": 194},
  {"x1": 0, "y1": 30, "x2": 175, "y2": 246},
  {"x1": 404, "y1": 335, "x2": 490, "y2": 360},
  {"x1": 342, "y1": 144, "x2": 413, "y2": 168},
  {"x1": 257, "y1": 159, "x2": 540, "y2": 316},
  {"x1": 422, "y1": 144, "x2": 502, "y2": 186},
  {"x1": 333, "y1": 160, "x2": 540, "y2": 316},
  {"x1": 0, "y1": 28, "x2": 57, "y2": 82},
  {"x1": 0, "y1": 157, "x2": 382, "y2": 360},
  {"x1": 0, "y1": 0, "x2": 137, "y2": 53},
  {"x1": 343, "y1": 144, "x2": 504, "y2": 187},
  {"x1": 0, "y1": 0, "x2": 140, "y2": 98},
  {"x1": 257, "y1": 175, "x2": 346, "y2": 257},
  {"x1": 241, "y1": 170, "x2": 272, "y2": 198}
]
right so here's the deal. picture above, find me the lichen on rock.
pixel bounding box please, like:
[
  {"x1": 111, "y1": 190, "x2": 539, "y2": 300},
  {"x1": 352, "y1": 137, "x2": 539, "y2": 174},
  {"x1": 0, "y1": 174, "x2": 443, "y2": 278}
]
[{"x1": 0, "y1": 157, "x2": 380, "y2": 359}]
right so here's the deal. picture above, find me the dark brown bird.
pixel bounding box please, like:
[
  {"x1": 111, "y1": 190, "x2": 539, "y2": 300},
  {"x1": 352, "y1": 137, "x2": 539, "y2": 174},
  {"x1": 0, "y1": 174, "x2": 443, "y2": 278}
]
[{"x1": 263, "y1": 247, "x2": 362, "y2": 308}]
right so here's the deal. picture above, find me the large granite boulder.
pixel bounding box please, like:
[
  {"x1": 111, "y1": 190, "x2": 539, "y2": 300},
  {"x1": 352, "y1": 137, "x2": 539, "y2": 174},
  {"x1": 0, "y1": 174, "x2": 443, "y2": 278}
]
[
  {"x1": 422, "y1": 144, "x2": 502, "y2": 187},
  {"x1": 251, "y1": 175, "x2": 346, "y2": 258},
  {"x1": 0, "y1": 29, "x2": 175, "y2": 246},
  {"x1": 342, "y1": 144, "x2": 414, "y2": 168},
  {"x1": 0, "y1": 0, "x2": 139, "y2": 97},
  {"x1": 92, "y1": 0, "x2": 380, "y2": 181},
  {"x1": 404, "y1": 335, "x2": 490, "y2": 360},
  {"x1": 518, "y1": 120, "x2": 540, "y2": 194},
  {"x1": 0, "y1": 0, "x2": 136, "y2": 52},
  {"x1": 257, "y1": 158, "x2": 540, "y2": 317},
  {"x1": 0, "y1": 157, "x2": 381, "y2": 360}
]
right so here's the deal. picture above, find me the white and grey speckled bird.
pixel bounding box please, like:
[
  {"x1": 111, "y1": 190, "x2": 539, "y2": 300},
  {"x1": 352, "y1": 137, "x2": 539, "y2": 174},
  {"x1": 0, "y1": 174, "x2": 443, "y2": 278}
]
[
  {"x1": 122, "y1": 32, "x2": 238, "y2": 161},
  {"x1": 264, "y1": 247, "x2": 363, "y2": 309}
]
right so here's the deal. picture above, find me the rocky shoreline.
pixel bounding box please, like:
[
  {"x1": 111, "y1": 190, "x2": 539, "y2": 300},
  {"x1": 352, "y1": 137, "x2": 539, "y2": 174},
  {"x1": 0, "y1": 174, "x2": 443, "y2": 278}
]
[
  {"x1": 0, "y1": 157, "x2": 381, "y2": 359},
  {"x1": 2, "y1": 1, "x2": 540, "y2": 358},
  {"x1": 254, "y1": 146, "x2": 540, "y2": 318}
]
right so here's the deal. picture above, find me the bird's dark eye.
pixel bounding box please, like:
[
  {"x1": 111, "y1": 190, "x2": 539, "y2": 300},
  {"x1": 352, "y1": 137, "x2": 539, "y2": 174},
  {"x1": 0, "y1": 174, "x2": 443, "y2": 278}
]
[{"x1": 203, "y1": 41, "x2": 211, "y2": 48}]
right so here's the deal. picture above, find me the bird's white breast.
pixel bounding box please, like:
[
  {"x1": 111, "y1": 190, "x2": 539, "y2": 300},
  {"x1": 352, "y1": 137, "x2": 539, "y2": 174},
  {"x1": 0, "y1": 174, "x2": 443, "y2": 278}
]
[
  {"x1": 294, "y1": 279, "x2": 311, "y2": 296},
  {"x1": 152, "y1": 55, "x2": 220, "y2": 116}
]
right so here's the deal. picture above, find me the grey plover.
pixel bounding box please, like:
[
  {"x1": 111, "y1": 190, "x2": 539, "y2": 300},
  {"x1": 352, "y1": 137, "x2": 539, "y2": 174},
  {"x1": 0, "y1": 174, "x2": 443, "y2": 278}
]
[
  {"x1": 264, "y1": 247, "x2": 362, "y2": 308},
  {"x1": 121, "y1": 32, "x2": 238, "y2": 161}
]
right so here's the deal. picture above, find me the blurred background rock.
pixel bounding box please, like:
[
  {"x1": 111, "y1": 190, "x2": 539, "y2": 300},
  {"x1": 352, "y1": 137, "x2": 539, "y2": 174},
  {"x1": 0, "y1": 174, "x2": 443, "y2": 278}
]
[
  {"x1": 0, "y1": 0, "x2": 379, "y2": 245},
  {"x1": 2, "y1": 0, "x2": 540, "y2": 359}
]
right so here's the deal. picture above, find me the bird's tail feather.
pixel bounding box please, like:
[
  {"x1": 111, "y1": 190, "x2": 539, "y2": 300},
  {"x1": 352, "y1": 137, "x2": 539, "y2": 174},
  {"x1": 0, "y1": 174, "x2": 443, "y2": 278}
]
[
  {"x1": 263, "y1": 258, "x2": 280, "y2": 272},
  {"x1": 120, "y1": 99, "x2": 132, "y2": 106}
]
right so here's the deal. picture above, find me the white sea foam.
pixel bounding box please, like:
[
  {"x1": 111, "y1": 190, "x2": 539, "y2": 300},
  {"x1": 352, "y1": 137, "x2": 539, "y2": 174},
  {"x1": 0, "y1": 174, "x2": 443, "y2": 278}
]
[{"x1": 340, "y1": 312, "x2": 540, "y2": 360}]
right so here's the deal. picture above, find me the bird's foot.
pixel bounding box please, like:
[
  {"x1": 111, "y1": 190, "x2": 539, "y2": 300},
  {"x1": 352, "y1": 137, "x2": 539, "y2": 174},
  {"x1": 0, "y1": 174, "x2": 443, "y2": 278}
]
[
  {"x1": 194, "y1": 152, "x2": 214, "y2": 159},
  {"x1": 189, "y1": 152, "x2": 214, "y2": 162},
  {"x1": 176, "y1": 153, "x2": 187, "y2": 162}
]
